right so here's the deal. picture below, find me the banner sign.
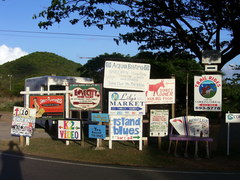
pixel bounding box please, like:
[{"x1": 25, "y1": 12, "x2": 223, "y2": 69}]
[
  {"x1": 146, "y1": 79, "x2": 175, "y2": 104},
  {"x1": 104, "y1": 61, "x2": 151, "y2": 91},
  {"x1": 170, "y1": 116, "x2": 209, "y2": 137},
  {"x1": 186, "y1": 116, "x2": 209, "y2": 137},
  {"x1": 29, "y1": 95, "x2": 64, "y2": 119},
  {"x1": 11, "y1": 106, "x2": 36, "y2": 137},
  {"x1": 109, "y1": 91, "x2": 146, "y2": 115},
  {"x1": 194, "y1": 75, "x2": 222, "y2": 111},
  {"x1": 91, "y1": 113, "x2": 109, "y2": 122},
  {"x1": 69, "y1": 84, "x2": 102, "y2": 111},
  {"x1": 226, "y1": 113, "x2": 240, "y2": 123},
  {"x1": 110, "y1": 115, "x2": 142, "y2": 141},
  {"x1": 89, "y1": 125, "x2": 106, "y2": 139},
  {"x1": 150, "y1": 110, "x2": 169, "y2": 137},
  {"x1": 58, "y1": 120, "x2": 81, "y2": 140}
]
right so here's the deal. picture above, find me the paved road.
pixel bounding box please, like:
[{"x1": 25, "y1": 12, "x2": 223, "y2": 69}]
[{"x1": 0, "y1": 152, "x2": 239, "y2": 180}]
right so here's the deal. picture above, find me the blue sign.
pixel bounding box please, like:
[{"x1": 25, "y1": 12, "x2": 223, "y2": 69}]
[
  {"x1": 89, "y1": 125, "x2": 106, "y2": 139},
  {"x1": 91, "y1": 113, "x2": 109, "y2": 122}
]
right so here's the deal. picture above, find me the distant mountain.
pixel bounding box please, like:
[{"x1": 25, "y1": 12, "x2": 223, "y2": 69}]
[{"x1": 0, "y1": 52, "x2": 82, "y2": 95}]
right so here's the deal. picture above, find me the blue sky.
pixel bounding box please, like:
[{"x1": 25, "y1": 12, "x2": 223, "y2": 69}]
[{"x1": 0, "y1": 0, "x2": 239, "y2": 77}]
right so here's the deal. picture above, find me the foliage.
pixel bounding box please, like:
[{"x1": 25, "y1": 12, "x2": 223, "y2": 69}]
[
  {"x1": 0, "y1": 52, "x2": 82, "y2": 95},
  {"x1": 35, "y1": 0, "x2": 240, "y2": 68}
]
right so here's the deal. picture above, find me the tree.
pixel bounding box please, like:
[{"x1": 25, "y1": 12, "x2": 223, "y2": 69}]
[{"x1": 35, "y1": 0, "x2": 240, "y2": 69}]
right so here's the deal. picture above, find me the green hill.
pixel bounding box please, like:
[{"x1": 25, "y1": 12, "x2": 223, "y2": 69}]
[{"x1": 0, "y1": 51, "x2": 82, "y2": 95}]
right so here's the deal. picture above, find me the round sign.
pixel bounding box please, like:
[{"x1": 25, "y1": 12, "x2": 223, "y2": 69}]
[{"x1": 199, "y1": 80, "x2": 217, "y2": 98}]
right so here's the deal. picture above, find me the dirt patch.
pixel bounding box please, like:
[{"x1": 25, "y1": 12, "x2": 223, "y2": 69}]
[{"x1": 0, "y1": 111, "x2": 12, "y2": 122}]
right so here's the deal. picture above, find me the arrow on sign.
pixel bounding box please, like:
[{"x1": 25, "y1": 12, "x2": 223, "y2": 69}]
[
  {"x1": 133, "y1": 136, "x2": 141, "y2": 139},
  {"x1": 111, "y1": 107, "x2": 142, "y2": 111}
]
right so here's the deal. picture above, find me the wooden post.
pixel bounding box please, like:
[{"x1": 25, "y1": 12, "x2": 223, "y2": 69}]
[
  {"x1": 19, "y1": 136, "x2": 24, "y2": 147},
  {"x1": 158, "y1": 137, "x2": 162, "y2": 149}
]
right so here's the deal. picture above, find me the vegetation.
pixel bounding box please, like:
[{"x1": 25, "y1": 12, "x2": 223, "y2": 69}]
[
  {"x1": 35, "y1": 0, "x2": 240, "y2": 68},
  {"x1": 0, "y1": 52, "x2": 82, "y2": 96}
]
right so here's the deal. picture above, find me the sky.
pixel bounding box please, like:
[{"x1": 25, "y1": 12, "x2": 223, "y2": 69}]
[{"x1": 0, "y1": 0, "x2": 239, "y2": 78}]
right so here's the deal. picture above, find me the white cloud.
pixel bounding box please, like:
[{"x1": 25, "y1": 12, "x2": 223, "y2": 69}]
[{"x1": 0, "y1": 44, "x2": 28, "y2": 65}]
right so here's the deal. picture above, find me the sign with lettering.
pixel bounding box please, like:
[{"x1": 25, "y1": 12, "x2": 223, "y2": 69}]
[
  {"x1": 58, "y1": 120, "x2": 81, "y2": 140},
  {"x1": 109, "y1": 115, "x2": 142, "y2": 141},
  {"x1": 11, "y1": 106, "x2": 36, "y2": 137},
  {"x1": 170, "y1": 117, "x2": 187, "y2": 136},
  {"x1": 226, "y1": 113, "x2": 240, "y2": 123},
  {"x1": 69, "y1": 84, "x2": 102, "y2": 111},
  {"x1": 146, "y1": 79, "x2": 175, "y2": 104},
  {"x1": 29, "y1": 95, "x2": 64, "y2": 119},
  {"x1": 104, "y1": 61, "x2": 151, "y2": 91},
  {"x1": 109, "y1": 91, "x2": 146, "y2": 115},
  {"x1": 150, "y1": 110, "x2": 169, "y2": 137},
  {"x1": 194, "y1": 75, "x2": 222, "y2": 111},
  {"x1": 186, "y1": 116, "x2": 209, "y2": 137},
  {"x1": 89, "y1": 125, "x2": 106, "y2": 139},
  {"x1": 91, "y1": 113, "x2": 109, "y2": 122}
]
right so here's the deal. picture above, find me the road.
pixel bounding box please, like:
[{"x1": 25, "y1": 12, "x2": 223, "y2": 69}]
[{"x1": 0, "y1": 151, "x2": 239, "y2": 180}]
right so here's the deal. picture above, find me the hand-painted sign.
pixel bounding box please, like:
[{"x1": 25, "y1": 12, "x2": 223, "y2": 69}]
[
  {"x1": 104, "y1": 61, "x2": 151, "y2": 91},
  {"x1": 186, "y1": 116, "x2": 209, "y2": 137},
  {"x1": 89, "y1": 125, "x2": 106, "y2": 139},
  {"x1": 226, "y1": 113, "x2": 240, "y2": 123},
  {"x1": 58, "y1": 120, "x2": 81, "y2": 140},
  {"x1": 170, "y1": 116, "x2": 187, "y2": 135},
  {"x1": 194, "y1": 75, "x2": 222, "y2": 111},
  {"x1": 109, "y1": 91, "x2": 146, "y2": 115},
  {"x1": 146, "y1": 79, "x2": 175, "y2": 104},
  {"x1": 91, "y1": 113, "x2": 109, "y2": 122},
  {"x1": 11, "y1": 106, "x2": 36, "y2": 137},
  {"x1": 170, "y1": 116, "x2": 209, "y2": 137},
  {"x1": 150, "y1": 110, "x2": 169, "y2": 137},
  {"x1": 29, "y1": 95, "x2": 64, "y2": 119},
  {"x1": 110, "y1": 115, "x2": 142, "y2": 141},
  {"x1": 69, "y1": 84, "x2": 102, "y2": 111}
]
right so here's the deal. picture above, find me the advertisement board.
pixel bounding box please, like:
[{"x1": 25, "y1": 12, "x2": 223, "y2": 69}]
[
  {"x1": 226, "y1": 113, "x2": 240, "y2": 123},
  {"x1": 58, "y1": 120, "x2": 81, "y2": 140},
  {"x1": 89, "y1": 125, "x2": 106, "y2": 139},
  {"x1": 104, "y1": 61, "x2": 150, "y2": 91},
  {"x1": 109, "y1": 91, "x2": 146, "y2": 115},
  {"x1": 91, "y1": 113, "x2": 109, "y2": 122},
  {"x1": 11, "y1": 106, "x2": 36, "y2": 137},
  {"x1": 194, "y1": 75, "x2": 222, "y2": 111},
  {"x1": 146, "y1": 79, "x2": 175, "y2": 104},
  {"x1": 109, "y1": 115, "x2": 142, "y2": 141},
  {"x1": 186, "y1": 116, "x2": 209, "y2": 137},
  {"x1": 29, "y1": 95, "x2": 64, "y2": 119},
  {"x1": 150, "y1": 110, "x2": 169, "y2": 137},
  {"x1": 69, "y1": 84, "x2": 102, "y2": 111},
  {"x1": 170, "y1": 116, "x2": 187, "y2": 135}
]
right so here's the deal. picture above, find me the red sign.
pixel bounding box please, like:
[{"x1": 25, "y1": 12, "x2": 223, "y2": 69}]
[{"x1": 29, "y1": 95, "x2": 64, "y2": 119}]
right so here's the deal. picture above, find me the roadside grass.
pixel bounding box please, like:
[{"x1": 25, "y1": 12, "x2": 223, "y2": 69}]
[{"x1": 1, "y1": 138, "x2": 240, "y2": 172}]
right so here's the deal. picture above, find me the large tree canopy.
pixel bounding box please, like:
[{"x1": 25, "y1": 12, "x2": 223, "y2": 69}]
[{"x1": 35, "y1": 0, "x2": 240, "y2": 68}]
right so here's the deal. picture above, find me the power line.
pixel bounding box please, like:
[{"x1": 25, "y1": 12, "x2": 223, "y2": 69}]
[{"x1": 0, "y1": 29, "x2": 119, "y2": 38}]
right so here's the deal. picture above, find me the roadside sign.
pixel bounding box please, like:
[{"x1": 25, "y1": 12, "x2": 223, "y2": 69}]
[
  {"x1": 226, "y1": 113, "x2": 240, "y2": 123},
  {"x1": 91, "y1": 113, "x2": 109, "y2": 122},
  {"x1": 104, "y1": 61, "x2": 150, "y2": 91},
  {"x1": 58, "y1": 120, "x2": 81, "y2": 140},
  {"x1": 194, "y1": 75, "x2": 222, "y2": 111},
  {"x1": 89, "y1": 125, "x2": 106, "y2": 139},
  {"x1": 11, "y1": 106, "x2": 36, "y2": 137},
  {"x1": 186, "y1": 116, "x2": 209, "y2": 137},
  {"x1": 170, "y1": 117, "x2": 187, "y2": 135},
  {"x1": 108, "y1": 91, "x2": 146, "y2": 115},
  {"x1": 29, "y1": 95, "x2": 64, "y2": 119},
  {"x1": 146, "y1": 79, "x2": 175, "y2": 104},
  {"x1": 150, "y1": 110, "x2": 169, "y2": 137},
  {"x1": 69, "y1": 84, "x2": 102, "y2": 111},
  {"x1": 109, "y1": 115, "x2": 142, "y2": 141}
]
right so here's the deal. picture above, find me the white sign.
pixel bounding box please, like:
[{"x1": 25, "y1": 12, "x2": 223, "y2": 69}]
[
  {"x1": 194, "y1": 75, "x2": 222, "y2": 111},
  {"x1": 150, "y1": 110, "x2": 169, "y2": 137},
  {"x1": 146, "y1": 79, "x2": 175, "y2": 104},
  {"x1": 58, "y1": 120, "x2": 81, "y2": 140},
  {"x1": 109, "y1": 115, "x2": 142, "y2": 141},
  {"x1": 11, "y1": 106, "x2": 36, "y2": 137},
  {"x1": 226, "y1": 113, "x2": 240, "y2": 123},
  {"x1": 170, "y1": 117, "x2": 187, "y2": 135},
  {"x1": 104, "y1": 61, "x2": 151, "y2": 91},
  {"x1": 186, "y1": 116, "x2": 209, "y2": 137},
  {"x1": 109, "y1": 91, "x2": 146, "y2": 115}
]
